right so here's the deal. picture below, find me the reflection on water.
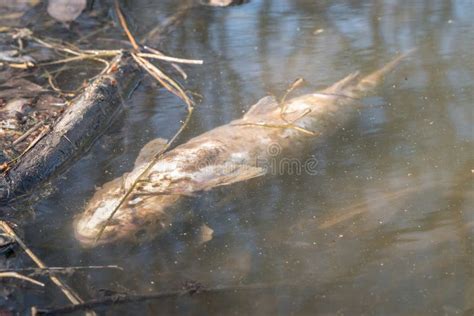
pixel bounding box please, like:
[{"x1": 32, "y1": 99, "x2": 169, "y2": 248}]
[{"x1": 8, "y1": 0, "x2": 474, "y2": 314}]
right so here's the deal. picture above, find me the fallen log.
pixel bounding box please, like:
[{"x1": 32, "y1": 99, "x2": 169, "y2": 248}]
[{"x1": 0, "y1": 52, "x2": 142, "y2": 204}]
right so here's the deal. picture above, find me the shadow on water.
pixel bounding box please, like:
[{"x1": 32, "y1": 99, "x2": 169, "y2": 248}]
[{"x1": 2, "y1": 0, "x2": 472, "y2": 314}]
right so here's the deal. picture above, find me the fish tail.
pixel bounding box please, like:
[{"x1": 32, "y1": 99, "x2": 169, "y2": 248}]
[{"x1": 323, "y1": 48, "x2": 416, "y2": 98}]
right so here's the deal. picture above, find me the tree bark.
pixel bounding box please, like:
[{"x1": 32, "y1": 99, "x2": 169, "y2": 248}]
[{"x1": 0, "y1": 52, "x2": 142, "y2": 204}]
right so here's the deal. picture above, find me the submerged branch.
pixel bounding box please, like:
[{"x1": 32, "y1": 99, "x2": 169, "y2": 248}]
[
  {"x1": 34, "y1": 282, "x2": 299, "y2": 315},
  {"x1": 0, "y1": 221, "x2": 86, "y2": 307},
  {"x1": 140, "y1": 2, "x2": 195, "y2": 45},
  {"x1": 0, "y1": 265, "x2": 123, "y2": 277}
]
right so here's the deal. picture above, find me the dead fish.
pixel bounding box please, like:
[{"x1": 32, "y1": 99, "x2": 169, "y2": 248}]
[{"x1": 74, "y1": 51, "x2": 413, "y2": 247}]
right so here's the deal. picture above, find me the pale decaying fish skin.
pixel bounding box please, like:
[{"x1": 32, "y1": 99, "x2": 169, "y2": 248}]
[{"x1": 74, "y1": 52, "x2": 412, "y2": 247}]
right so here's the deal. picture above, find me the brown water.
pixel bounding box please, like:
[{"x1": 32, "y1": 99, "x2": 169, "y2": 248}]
[{"x1": 3, "y1": 0, "x2": 474, "y2": 314}]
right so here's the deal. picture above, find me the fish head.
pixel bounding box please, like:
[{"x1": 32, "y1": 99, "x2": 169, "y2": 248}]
[{"x1": 74, "y1": 177, "x2": 180, "y2": 247}]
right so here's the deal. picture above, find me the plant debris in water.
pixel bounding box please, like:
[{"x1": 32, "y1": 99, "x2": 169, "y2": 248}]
[
  {"x1": 0, "y1": 67, "x2": 65, "y2": 164},
  {"x1": 0, "y1": 0, "x2": 204, "y2": 313},
  {"x1": 0, "y1": 0, "x2": 201, "y2": 177}
]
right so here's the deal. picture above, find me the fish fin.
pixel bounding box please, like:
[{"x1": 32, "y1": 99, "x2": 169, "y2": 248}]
[
  {"x1": 321, "y1": 49, "x2": 415, "y2": 98},
  {"x1": 197, "y1": 224, "x2": 214, "y2": 245},
  {"x1": 243, "y1": 96, "x2": 279, "y2": 119},
  {"x1": 322, "y1": 71, "x2": 360, "y2": 95},
  {"x1": 198, "y1": 164, "x2": 266, "y2": 190},
  {"x1": 134, "y1": 138, "x2": 168, "y2": 168},
  {"x1": 354, "y1": 49, "x2": 415, "y2": 93}
]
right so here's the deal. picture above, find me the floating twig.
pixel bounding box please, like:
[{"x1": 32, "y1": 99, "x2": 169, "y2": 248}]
[
  {"x1": 144, "y1": 45, "x2": 189, "y2": 78},
  {"x1": 280, "y1": 78, "x2": 305, "y2": 112},
  {"x1": 0, "y1": 265, "x2": 123, "y2": 277},
  {"x1": 137, "y1": 53, "x2": 203, "y2": 65},
  {"x1": 44, "y1": 69, "x2": 76, "y2": 97},
  {"x1": 0, "y1": 221, "x2": 87, "y2": 308},
  {"x1": 114, "y1": 0, "x2": 140, "y2": 51},
  {"x1": 235, "y1": 121, "x2": 319, "y2": 136},
  {"x1": 38, "y1": 52, "x2": 116, "y2": 67},
  {"x1": 1, "y1": 125, "x2": 51, "y2": 174},
  {"x1": 0, "y1": 271, "x2": 44, "y2": 287},
  {"x1": 131, "y1": 53, "x2": 193, "y2": 104},
  {"x1": 34, "y1": 281, "x2": 300, "y2": 315},
  {"x1": 12, "y1": 122, "x2": 43, "y2": 147}
]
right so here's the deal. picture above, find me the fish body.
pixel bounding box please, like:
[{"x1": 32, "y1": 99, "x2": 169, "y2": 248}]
[{"x1": 74, "y1": 52, "x2": 411, "y2": 247}]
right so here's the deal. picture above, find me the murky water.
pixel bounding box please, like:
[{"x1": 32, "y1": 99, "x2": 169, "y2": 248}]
[{"x1": 4, "y1": 0, "x2": 474, "y2": 314}]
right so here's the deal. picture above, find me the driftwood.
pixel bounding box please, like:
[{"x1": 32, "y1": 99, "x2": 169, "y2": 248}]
[{"x1": 0, "y1": 52, "x2": 141, "y2": 204}]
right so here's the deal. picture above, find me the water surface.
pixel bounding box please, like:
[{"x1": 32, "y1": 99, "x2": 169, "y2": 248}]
[{"x1": 8, "y1": 0, "x2": 474, "y2": 314}]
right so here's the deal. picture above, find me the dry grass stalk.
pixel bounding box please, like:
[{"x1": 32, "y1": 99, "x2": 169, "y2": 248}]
[
  {"x1": 0, "y1": 221, "x2": 87, "y2": 307},
  {"x1": 94, "y1": 53, "x2": 195, "y2": 243},
  {"x1": 93, "y1": 2, "x2": 196, "y2": 243},
  {"x1": 0, "y1": 271, "x2": 44, "y2": 287},
  {"x1": 236, "y1": 121, "x2": 318, "y2": 136},
  {"x1": 113, "y1": 0, "x2": 140, "y2": 51},
  {"x1": 137, "y1": 53, "x2": 203, "y2": 64},
  {"x1": 12, "y1": 122, "x2": 43, "y2": 147},
  {"x1": 1, "y1": 125, "x2": 51, "y2": 174}
]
